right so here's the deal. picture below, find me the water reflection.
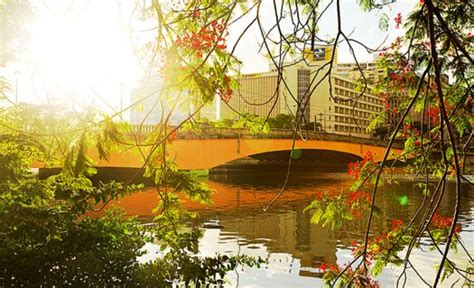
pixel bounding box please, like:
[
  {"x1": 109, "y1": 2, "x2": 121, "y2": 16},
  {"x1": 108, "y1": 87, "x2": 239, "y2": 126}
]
[{"x1": 102, "y1": 173, "x2": 474, "y2": 287}]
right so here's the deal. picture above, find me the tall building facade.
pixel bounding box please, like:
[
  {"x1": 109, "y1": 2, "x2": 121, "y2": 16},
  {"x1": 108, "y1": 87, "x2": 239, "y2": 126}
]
[
  {"x1": 335, "y1": 61, "x2": 387, "y2": 84},
  {"x1": 129, "y1": 76, "x2": 194, "y2": 125},
  {"x1": 219, "y1": 46, "x2": 386, "y2": 138},
  {"x1": 220, "y1": 73, "x2": 280, "y2": 120}
]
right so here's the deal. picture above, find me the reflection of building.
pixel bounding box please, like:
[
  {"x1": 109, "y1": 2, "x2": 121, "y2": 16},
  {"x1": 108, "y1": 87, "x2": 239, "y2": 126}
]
[{"x1": 219, "y1": 46, "x2": 386, "y2": 138}]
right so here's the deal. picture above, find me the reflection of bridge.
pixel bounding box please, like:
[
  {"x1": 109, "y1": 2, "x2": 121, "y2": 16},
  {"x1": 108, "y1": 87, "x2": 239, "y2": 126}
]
[{"x1": 90, "y1": 127, "x2": 402, "y2": 170}]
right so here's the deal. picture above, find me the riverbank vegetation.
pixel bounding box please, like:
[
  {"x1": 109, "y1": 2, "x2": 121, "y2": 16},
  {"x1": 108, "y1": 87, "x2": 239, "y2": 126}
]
[{"x1": 1, "y1": 0, "x2": 472, "y2": 286}]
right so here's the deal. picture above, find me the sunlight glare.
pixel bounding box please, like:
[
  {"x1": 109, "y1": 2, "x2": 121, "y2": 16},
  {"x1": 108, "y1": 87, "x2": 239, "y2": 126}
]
[{"x1": 25, "y1": 1, "x2": 139, "y2": 108}]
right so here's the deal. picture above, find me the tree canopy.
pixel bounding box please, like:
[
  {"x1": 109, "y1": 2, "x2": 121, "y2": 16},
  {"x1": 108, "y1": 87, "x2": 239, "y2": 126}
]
[{"x1": 0, "y1": 0, "x2": 473, "y2": 287}]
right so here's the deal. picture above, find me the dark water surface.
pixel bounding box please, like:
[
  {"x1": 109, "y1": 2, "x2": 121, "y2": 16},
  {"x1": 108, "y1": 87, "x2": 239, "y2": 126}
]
[{"x1": 105, "y1": 173, "x2": 473, "y2": 287}]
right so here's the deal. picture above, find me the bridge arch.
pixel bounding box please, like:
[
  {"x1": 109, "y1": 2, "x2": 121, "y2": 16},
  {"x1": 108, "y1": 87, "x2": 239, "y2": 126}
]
[
  {"x1": 165, "y1": 138, "x2": 392, "y2": 170},
  {"x1": 92, "y1": 138, "x2": 398, "y2": 170},
  {"x1": 246, "y1": 149, "x2": 363, "y2": 162}
]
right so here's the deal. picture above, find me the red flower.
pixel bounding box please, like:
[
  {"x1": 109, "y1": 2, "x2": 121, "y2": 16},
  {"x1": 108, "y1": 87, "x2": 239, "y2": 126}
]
[
  {"x1": 455, "y1": 225, "x2": 461, "y2": 234},
  {"x1": 427, "y1": 107, "x2": 439, "y2": 123},
  {"x1": 350, "y1": 208, "x2": 362, "y2": 219},
  {"x1": 168, "y1": 130, "x2": 177, "y2": 142},
  {"x1": 319, "y1": 263, "x2": 327, "y2": 271},
  {"x1": 315, "y1": 191, "x2": 324, "y2": 200},
  {"x1": 432, "y1": 213, "x2": 453, "y2": 229},
  {"x1": 391, "y1": 219, "x2": 404, "y2": 230},
  {"x1": 394, "y1": 13, "x2": 402, "y2": 29}
]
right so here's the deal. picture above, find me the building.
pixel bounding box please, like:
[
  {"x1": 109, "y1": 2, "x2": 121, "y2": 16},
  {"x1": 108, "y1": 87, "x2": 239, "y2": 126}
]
[
  {"x1": 335, "y1": 60, "x2": 387, "y2": 84},
  {"x1": 219, "y1": 46, "x2": 386, "y2": 138},
  {"x1": 129, "y1": 76, "x2": 164, "y2": 125},
  {"x1": 331, "y1": 75, "x2": 384, "y2": 137},
  {"x1": 129, "y1": 76, "x2": 194, "y2": 125},
  {"x1": 220, "y1": 72, "x2": 280, "y2": 120}
]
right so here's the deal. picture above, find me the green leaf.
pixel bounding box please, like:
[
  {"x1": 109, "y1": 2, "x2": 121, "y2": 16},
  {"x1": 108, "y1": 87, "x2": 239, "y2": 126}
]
[{"x1": 310, "y1": 207, "x2": 324, "y2": 224}]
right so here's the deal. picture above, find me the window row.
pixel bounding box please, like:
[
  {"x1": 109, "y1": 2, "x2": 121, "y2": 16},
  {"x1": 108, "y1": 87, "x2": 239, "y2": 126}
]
[
  {"x1": 334, "y1": 105, "x2": 383, "y2": 115},
  {"x1": 334, "y1": 125, "x2": 367, "y2": 134},
  {"x1": 334, "y1": 78, "x2": 354, "y2": 89},
  {"x1": 334, "y1": 116, "x2": 370, "y2": 127},
  {"x1": 334, "y1": 88, "x2": 382, "y2": 106}
]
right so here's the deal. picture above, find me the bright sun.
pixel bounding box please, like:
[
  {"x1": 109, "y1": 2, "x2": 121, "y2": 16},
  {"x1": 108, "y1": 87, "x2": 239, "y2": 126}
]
[{"x1": 24, "y1": 1, "x2": 140, "y2": 109}]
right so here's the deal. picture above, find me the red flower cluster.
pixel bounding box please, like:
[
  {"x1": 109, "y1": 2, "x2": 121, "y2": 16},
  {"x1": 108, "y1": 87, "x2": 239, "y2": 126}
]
[
  {"x1": 313, "y1": 188, "x2": 371, "y2": 220},
  {"x1": 426, "y1": 106, "x2": 439, "y2": 123},
  {"x1": 315, "y1": 189, "x2": 340, "y2": 200},
  {"x1": 432, "y1": 213, "x2": 461, "y2": 234},
  {"x1": 348, "y1": 191, "x2": 371, "y2": 219},
  {"x1": 351, "y1": 240, "x2": 364, "y2": 255},
  {"x1": 402, "y1": 123, "x2": 414, "y2": 138},
  {"x1": 391, "y1": 219, "x2": 404, "y2": 230},
  {"x1": 377, "y1": 92, "x2": 391, "y2": 110},
  {"x1": 432, "y1": 213, "x2": 452, "y2": 228},
  {"x1": 175, "y1": 18, "x2": 228, "y2": 59},
  {"x1": 347, "y1": 162, "x2": 360, "y2": 179},
  {"x1": 347, "y1": 151, "x2": 375, "y2": 180},
  {"x1": 320, "y1": 260, "x2": 380, "y2": 288},
  {"x1": 394, "y1": 13, "x2": 402, "y2": 29},
  {"x1": 390, "y1": 37, "x2": 402, "y2": 50},
  {"x1": 319, "y1": 262, "x2": 339, "y2": 273},
  {"x1": 389, "y1": 71, "x2": 416, "y2": 89}
]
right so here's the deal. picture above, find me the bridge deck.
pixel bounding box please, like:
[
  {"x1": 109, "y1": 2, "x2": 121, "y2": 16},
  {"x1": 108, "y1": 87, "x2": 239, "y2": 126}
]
[{"x1": 88, "y1": 127, "x2": 404, "y2": 170}]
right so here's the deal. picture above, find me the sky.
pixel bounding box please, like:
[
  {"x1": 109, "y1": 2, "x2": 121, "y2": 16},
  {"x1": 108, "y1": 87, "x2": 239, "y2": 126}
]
[{"x1": 4, "y1": 0, "x2": 418, "y2": 113}]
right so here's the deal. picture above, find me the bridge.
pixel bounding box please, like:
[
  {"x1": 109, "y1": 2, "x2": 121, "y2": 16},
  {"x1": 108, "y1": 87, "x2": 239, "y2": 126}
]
[{"x1": 88, "y1": 127, "x2": 403, "y2": 170}]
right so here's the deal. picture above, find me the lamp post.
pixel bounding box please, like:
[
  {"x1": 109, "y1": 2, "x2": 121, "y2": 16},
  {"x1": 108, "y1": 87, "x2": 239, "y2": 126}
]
[
  {"x1": 14, "y1": 70, "x2": 19, "y2": 105},
  {"x1": 319, "y1": 112, "x2": 323, "y2": 132}
]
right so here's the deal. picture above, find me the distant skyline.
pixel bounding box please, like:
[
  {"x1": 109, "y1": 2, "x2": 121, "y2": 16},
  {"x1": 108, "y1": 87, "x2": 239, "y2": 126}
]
[
  {"x1": 6, "y1": 0, "x2": 417, "y2": 113},
  {"x1": 232, "y1": 0, "x2": 415, "y2": 74}
]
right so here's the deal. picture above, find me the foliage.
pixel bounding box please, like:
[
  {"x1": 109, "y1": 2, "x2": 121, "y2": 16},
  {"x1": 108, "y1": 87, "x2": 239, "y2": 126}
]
[
  {"x1": 231, "y1": 112, "x2": 270, "y2": 134},
  {"x1": 0, "y1": 105, "x2": 262, "y2": 286},
  {"x1": 148, "y1": 0, "x2": 474, "y2": 286},
  {"x1": 267, "y1": 113, "x2": 294, "y2": 129},
  {"x1": 0, "y1": 106, "x2": 145, "y2": 286},
  {"x1": 302, "y1": 1, "x2": 473, "y2": 286},
  {"x1": 1, "y1": 0, "x2": 473, "y2": 286},
  {"x1": 304, "y1": 188, "x2": 372, "y2": 229}
]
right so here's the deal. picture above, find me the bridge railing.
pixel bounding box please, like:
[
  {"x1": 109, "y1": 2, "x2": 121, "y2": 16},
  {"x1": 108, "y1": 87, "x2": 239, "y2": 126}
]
[{"x1": 130, "y1": 124, "x2": 400, "y2": 148}]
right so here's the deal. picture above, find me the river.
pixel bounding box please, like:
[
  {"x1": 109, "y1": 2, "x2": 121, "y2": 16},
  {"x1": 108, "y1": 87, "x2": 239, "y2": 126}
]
[{"x1": 104, "y1": 172, "x2": 474, "y2": 287}]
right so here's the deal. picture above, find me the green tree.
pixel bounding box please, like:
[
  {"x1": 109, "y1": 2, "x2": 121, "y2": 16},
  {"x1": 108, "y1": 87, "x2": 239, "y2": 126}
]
[
  {"x1": 0, "y1": 1, "x2": 261, "y2": 286},
  {"x1": 268, "y1": 114, "x2": 294, "y2": 129},
  {"x1": 150, "y1": 0, "x2": 473, "y2": 286}
]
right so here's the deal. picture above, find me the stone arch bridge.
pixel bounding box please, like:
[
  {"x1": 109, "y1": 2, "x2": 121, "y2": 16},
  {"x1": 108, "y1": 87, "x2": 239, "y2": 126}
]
[{"x1": 90, "y1": 127, "x2": 402, "y2": 170}]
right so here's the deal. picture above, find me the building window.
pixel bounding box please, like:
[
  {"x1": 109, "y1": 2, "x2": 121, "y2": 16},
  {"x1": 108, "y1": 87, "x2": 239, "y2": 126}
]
[{"x1": 297, "y1": 69, "x2": 311, "y2": 126}]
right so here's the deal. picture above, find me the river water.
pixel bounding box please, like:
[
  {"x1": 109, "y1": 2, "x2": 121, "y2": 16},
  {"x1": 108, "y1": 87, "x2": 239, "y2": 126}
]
[{"x1": 105, "y1": 172, "x2": 473, "y2": 287}]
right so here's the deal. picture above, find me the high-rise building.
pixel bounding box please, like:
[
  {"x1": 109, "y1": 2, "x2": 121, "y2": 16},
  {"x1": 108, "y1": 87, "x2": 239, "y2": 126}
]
[
  {"x1": 129, "y1": 76, "x2": 194, "y2": 125},
  {"x1": 335, "y1": 61, "x2": 387, "y2": 84},
  {"x1": 218, "y1": 46, "x2": 387, "y2": 138}
]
